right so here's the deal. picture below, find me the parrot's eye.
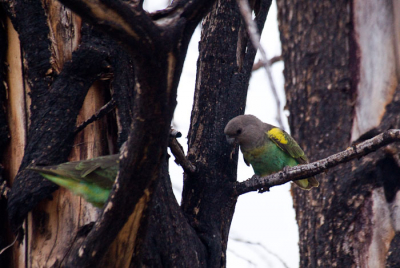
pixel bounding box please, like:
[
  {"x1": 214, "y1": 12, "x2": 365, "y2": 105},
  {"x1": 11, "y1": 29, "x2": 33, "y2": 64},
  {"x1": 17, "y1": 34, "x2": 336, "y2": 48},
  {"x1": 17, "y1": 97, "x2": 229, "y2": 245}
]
[{"x1": 236, "y1": 129, "x2": 242, "y2": 135}]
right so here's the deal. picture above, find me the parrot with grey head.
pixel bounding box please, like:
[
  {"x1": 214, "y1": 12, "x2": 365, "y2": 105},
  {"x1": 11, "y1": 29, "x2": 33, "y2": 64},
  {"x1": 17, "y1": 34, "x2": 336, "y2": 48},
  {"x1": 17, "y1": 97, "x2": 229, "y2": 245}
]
[
  {"x1": 224, "y1": 114, "x2": 318, "y2": 190},
  {"x1": 28, "y1": 154, "x2": 119, "y2": 207}
]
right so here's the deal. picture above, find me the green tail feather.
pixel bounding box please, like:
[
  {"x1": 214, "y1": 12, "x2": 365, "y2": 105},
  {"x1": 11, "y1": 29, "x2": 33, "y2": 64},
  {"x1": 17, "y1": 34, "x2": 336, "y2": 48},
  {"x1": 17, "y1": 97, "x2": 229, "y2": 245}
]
[
  {"x1": 294, "y1": 177, "x2": 319, "y2": 190},
  {"x1": 27, "y1": 155, "x2": 119, "y2": 207},
  {"x1": 39, "y1": 173, "x2": 110, "y2": 207}
]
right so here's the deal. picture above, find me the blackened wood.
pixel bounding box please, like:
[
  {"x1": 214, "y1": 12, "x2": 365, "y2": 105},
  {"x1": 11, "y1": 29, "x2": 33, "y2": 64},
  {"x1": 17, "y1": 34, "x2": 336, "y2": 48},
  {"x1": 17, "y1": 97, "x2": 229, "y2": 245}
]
[
  {"x1": 2, "y1": 0, "x2": 54, "y2": 105},
  {"x1": 110, "y1": 49, "x2": 135, "y2": 147},
  {"x1": 277, "y1": 0, "x2": 400, "y2": 266},
  {"x1": 7, "y1": 22, "x2": 114, "y2": 231},
  {"x1": 387, "y1": 233, "x2": 400, "y2": 267},
  {"x1": 60, "y1": 0, "x2": 220, "y2": 266},
  {"x1": 182, "y1": 0, "x2": 271, "y2": 266},
  {"x1": 63, "y1": 51, "x2": 172, "y2": 267},
  {"x1": 277, "y1": 1, "x2": 356, "y2": 266},
  {"x1": 129, "y1": 158, "x2": 207, "y2": 267}
]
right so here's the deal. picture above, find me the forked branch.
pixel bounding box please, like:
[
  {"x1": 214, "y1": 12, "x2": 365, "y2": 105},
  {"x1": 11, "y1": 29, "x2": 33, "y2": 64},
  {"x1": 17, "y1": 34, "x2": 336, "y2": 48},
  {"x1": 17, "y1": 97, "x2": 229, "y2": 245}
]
[{"x1": 235, "y1": 129, "x2": 400, "y2": 195}]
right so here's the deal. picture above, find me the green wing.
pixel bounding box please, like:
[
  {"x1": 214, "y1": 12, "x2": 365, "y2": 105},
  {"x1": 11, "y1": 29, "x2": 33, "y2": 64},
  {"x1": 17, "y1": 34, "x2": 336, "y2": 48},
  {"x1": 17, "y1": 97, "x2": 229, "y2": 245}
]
[
  {"x1": 28, "y1": 154, "x2": 119, "y2": 189},
  {"x1": 267, "y1": 127, "x2": 319, "y2": 189},
  {"x1": 266, "y1": 127, "x2": 308, "y2": 164}
]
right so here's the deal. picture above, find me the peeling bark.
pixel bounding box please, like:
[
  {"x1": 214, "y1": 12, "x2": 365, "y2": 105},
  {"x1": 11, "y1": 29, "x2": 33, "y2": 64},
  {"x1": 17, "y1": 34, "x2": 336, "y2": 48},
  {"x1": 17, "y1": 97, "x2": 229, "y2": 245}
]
[{"x1": 277, "y1": 0, "x2": 400, "y2": 266}]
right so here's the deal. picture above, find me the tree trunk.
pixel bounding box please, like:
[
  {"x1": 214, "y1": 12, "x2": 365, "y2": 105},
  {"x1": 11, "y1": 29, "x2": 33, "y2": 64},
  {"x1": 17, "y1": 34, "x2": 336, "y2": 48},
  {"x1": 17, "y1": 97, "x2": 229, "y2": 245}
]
[
  {"x1": 0, "y1": 0, "x2": 272, "y2": 267},
  {"x1": 277, "y1": 0, "x2": 400, "y2": 266}
]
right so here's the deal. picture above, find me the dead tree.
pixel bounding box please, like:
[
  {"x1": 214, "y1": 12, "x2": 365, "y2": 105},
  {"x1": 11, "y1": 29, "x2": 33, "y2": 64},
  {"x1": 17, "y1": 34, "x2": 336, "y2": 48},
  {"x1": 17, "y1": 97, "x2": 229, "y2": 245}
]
[
  {"x1": 1, "y1": 0, "x2": 400, "y2": 267},
  {"x1": 277, "y1": 0, "x2": 400, "y2": 267}
]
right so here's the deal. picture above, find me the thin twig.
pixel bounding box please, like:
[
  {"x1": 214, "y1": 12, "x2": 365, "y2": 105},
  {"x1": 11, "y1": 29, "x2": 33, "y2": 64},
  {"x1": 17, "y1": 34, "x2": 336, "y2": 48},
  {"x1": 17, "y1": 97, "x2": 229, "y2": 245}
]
[
  {"x1": 169, "y1": 128, "x2": 182, "y2": 138},
  {"x1": 227, "y1": 247, "x2": 257, "y2": 266},
  {"x1": 0, "y1": 233, "x2": 18, "y2": 255},
  {"x1": 230, "y1": 237, "x2": 290, "y2": 268},
  {"x1": 169, "y1": 137, "x2": 196, "y2": 174},
  {"x1": 237, "y1": 0, "x2": 284, "y2": 129},
  {"x1": 252, "y1": 55, "x2": 283, "y2": 71},
  {"x1": 235, "y1": 129, "x2": 400, "y2": 195},
  {"x1": 74, "y1": 99, "x2": 116, "y2": 134}
]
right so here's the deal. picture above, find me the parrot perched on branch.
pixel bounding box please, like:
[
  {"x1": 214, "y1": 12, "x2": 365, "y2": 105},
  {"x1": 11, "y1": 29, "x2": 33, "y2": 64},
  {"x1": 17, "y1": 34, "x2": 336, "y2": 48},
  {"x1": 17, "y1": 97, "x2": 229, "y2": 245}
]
[
  {"x1": 224, "y1": 114, "x2": 319, "y2": 190},
  {"x1": 28, "y1": 154, "x2": 119, "y2": 207}
]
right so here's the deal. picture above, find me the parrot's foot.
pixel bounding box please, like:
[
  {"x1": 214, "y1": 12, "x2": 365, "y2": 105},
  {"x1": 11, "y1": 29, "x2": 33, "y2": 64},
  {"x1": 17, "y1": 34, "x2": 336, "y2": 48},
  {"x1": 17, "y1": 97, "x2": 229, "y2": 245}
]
[
  {"x1": 251, "y1": 174, "x2": 270, "y2": 193},
  {"x1": 282, "y1": 165, "x2": 291, "y2": 174},
  {"x1": 258, "y1": 187, "x2": 269, "y2": 193}
]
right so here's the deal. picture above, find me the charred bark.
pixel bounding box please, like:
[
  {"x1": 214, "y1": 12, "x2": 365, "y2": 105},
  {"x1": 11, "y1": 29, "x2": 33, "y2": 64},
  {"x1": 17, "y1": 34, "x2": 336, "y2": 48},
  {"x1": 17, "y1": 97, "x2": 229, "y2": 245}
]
[
  {"x1": 2, "y1": 0, "x2": 400, "y2": 267},
  {"x1": 182, "y1": 0, "x2": 271, "y2": 266},
  {"x1": 277, "y1": 0, "x2": 400, "y2": 266},
  {"x1": 6, "y1": 18, "x2": 114, "y2": 231}
]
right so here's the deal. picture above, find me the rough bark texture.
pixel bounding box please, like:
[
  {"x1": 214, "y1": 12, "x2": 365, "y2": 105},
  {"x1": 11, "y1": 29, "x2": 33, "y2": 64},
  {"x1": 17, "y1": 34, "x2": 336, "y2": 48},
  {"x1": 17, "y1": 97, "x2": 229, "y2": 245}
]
[
  {"x1": 182, "y1": 0, "x2": 270, "y2": 267},
  {"x1": 0, "y1": 0, "x2": 271, "y2": 267},
  {"x1": 277, "y1": 0, "x2": 400, "y2": 266}
]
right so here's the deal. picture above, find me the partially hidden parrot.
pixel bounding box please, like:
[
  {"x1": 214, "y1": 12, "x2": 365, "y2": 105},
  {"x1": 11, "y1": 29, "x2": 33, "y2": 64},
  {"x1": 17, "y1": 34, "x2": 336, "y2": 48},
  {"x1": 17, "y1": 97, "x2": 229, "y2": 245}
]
[
  {"x1": 28, "y1": 154, "x2": 119, "y2": 207},
  {"x1": 224, "y1": 114, "x2": 318, "y2": 190}
]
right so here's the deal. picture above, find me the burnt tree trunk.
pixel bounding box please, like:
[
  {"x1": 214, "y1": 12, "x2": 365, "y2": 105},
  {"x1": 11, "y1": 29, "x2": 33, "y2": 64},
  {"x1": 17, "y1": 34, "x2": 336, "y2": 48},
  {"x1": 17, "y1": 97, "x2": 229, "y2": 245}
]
[
  {"x1": 277, "y1": 0, "x2": 400, "y2": 267},
  {"x1": 0, "y1": 0, "x2": 272, "y2": 267}
]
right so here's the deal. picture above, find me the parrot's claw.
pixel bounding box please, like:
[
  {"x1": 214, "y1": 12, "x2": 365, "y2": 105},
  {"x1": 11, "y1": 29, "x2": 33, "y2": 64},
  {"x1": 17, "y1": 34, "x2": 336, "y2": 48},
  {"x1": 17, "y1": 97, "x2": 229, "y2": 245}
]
[
  {"x1": 283, "y1": 165, "x2": 291, "y2": 174},
  {"x1": 258, "y1": 187, "x2": 270, "y2": 193},
  {"x1": 250, "y1": 175, "x2": 270, "y2": 193}
]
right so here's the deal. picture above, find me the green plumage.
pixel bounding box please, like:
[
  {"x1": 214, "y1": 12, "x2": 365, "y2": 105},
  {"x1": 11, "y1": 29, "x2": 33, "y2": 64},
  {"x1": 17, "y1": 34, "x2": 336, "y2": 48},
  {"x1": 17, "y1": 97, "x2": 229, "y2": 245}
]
[
  {"x1": 242, "y1": 140, "x2": 298, "y2": 175},
  {"x1": 224, "y1": 114, "x2": 318, "y2": 190},
  {"x1": 28, "y1": 154, "x2": 120, "y2": 207}
]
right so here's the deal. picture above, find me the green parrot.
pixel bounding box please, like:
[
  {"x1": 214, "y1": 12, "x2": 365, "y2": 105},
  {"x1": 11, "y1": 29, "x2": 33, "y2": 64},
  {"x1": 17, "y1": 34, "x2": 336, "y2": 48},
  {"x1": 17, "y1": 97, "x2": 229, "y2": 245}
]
[
  {"x1": 28, "y1": 154, "x2": 120, "y2": 207},
  {"x1": 224, "y1": 114, "x2": 318, "y2": 190}
]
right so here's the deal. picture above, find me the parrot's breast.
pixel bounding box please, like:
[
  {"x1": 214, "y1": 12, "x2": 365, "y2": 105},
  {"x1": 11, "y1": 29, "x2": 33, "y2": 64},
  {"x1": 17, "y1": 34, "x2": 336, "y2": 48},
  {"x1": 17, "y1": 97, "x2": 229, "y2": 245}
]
[{"x1": 242, "y1": 140, "x2": 298, "y2": 176}]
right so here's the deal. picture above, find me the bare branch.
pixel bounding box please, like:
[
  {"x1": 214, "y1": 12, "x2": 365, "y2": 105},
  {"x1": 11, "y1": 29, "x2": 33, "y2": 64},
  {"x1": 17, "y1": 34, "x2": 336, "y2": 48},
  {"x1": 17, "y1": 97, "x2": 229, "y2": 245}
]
[
  {"x1": 150, "y1": 0, "x2": 217, "y2": 25},
  {"x1": 235, "y1": 129, "x2": 400, "y2": 195},
  {"x1": 237, "y1": 0, "x2": 284, "y2": 129},
  {"x1": 74, "y1": 99, "x2": 116, "y2": 135},
  {"x1": 0, "y1": 233, "x2": 18, "y2": 255},
  {"x1": 169, "y1": 137, "x2": 196, "y2": 174},
  {"x1": 58, "y1": 0, "x2": 161, "y2": 57},
  {"x1": 230, "y1": 237, "x2": 290, "y2": 268},
  {"x1": 252, "y1": 55, "x2": 283, "y2": 71},
  {"x1": 59, "y1": 0, "x2": 217, "y2": 61},
  {"x1": 227, "y1": 248, "x2": 257, "y2": 266},
  {"x1": 169, "y1": 128, "x2": 182, "y2": 138}
]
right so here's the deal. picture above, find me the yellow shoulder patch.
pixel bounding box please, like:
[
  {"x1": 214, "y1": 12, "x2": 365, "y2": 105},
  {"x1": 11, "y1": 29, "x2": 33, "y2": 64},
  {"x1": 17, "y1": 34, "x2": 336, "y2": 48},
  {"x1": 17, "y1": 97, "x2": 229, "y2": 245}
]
[{"x1": 267, "y1": 128, "x2": 288, "y2": 144}]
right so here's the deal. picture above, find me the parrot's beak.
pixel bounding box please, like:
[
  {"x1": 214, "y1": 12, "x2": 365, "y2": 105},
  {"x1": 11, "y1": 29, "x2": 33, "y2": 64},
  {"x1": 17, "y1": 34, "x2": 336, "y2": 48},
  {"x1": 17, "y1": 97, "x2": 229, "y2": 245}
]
[{"x1": 226, "y1": 135, "x2": 236, "y2": 145}]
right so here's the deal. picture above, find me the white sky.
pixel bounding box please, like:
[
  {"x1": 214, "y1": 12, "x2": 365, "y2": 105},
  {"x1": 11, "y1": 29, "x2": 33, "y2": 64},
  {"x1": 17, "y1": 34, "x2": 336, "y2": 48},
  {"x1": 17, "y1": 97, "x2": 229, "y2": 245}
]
[{"x1": 145, "y1": 1, "x2": 299, "y2": 267}]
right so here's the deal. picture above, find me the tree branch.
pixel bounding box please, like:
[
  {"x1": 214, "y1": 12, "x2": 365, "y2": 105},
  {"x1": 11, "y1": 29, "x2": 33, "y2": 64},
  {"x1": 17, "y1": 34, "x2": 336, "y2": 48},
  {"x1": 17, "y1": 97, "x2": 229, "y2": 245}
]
[
  {"x1": 230, "y1": 237, "x2": 290, "y2": 268},
  {"x1": 235, "y1": 129, "x2": 400, "y2": 195},
  {"x1": 60, "y1": 0, "x2": 219, "y2": 265},
  {"x1": 237, "y1": 0, "x2": 284, "y2": 129},
  {"x1": 58, "y1": 0, "x2": 161, "y2": 58},
  {"x1": 7, "y1": 18, "x2": 113, "y2": 231},
  {"x1": 169, "y1": 136, "x2": 196, "y2": 174},
  {"x1": 74, "y1": 99, "x2": 116, "y2": 135},
  {"x1": 252, "y1": 55, "x2": 282, "y2": 71},
  {"x1": 150, "y1": 0, "x2": 218, "y2": 25}
]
